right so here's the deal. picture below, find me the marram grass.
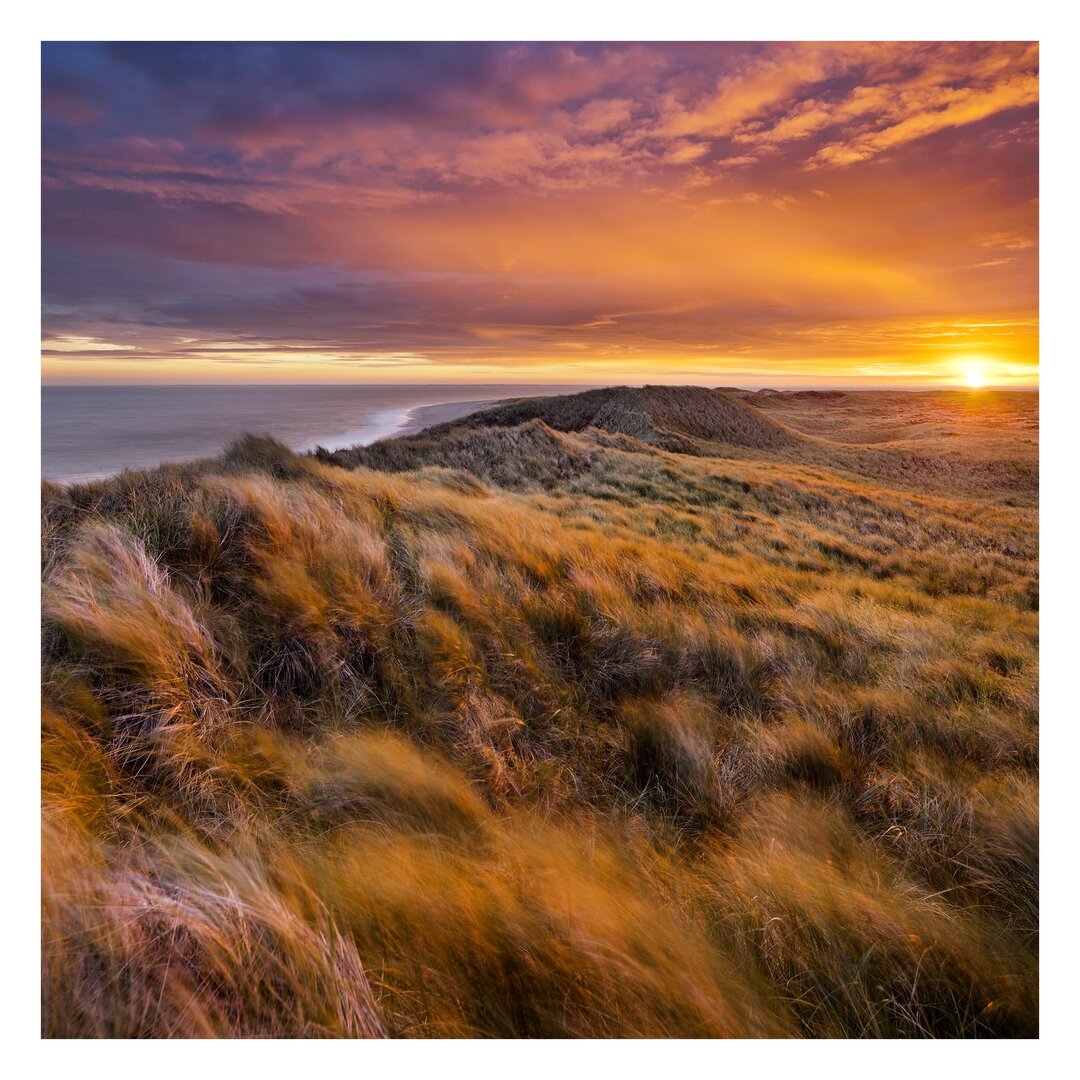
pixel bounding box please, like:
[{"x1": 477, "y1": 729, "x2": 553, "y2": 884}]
[{"x1": 42, "y1": 390, "x2": 1038, "y2": 1038}]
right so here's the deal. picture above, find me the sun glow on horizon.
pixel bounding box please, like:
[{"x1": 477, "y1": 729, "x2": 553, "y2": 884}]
[{"x1": 959, "y1": 359, "x2": 990, "y2": 389}]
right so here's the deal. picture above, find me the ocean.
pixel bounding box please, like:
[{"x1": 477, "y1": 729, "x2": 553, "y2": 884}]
[{"x1": 41, "y1": 384, "x2": 590, "y2": 485}]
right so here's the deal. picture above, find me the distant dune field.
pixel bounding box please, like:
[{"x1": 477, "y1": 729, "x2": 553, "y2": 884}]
[{"x1": 42, "y1": 387, "x2": 1038, "y2": 1038}]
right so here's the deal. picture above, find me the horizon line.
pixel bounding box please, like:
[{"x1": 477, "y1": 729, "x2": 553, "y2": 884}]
[{"x1": 40, "y1": 380, "x2": 1041, "y2": 392}]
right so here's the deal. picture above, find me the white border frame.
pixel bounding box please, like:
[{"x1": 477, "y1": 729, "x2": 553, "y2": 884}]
[{"x1": 8, "y1": 4, "x2": 1072, "y2": 1070}]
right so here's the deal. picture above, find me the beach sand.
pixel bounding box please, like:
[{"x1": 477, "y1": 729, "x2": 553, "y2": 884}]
[{"x1": 396, "y1": 398, "x2": 503, "y2": 437}]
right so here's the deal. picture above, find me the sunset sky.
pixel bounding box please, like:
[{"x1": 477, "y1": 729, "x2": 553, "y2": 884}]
[{"x1": 41, "y1": 41, "x2": 1038, "y2": 387}]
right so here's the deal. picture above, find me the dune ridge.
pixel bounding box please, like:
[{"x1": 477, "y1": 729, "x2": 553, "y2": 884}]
[{"x1": 433, "y1": 384, "x2": 804, "y2": 451}]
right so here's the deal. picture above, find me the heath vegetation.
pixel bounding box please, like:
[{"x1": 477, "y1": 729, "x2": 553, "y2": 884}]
[{"x1": 42, "y1": 388, "x2": 1038, "y2": 1038}]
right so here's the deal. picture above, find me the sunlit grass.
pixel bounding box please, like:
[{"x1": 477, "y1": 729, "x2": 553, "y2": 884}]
[{"x1": 41, "y1": 392, "x2": 1038, "y2": 1038}]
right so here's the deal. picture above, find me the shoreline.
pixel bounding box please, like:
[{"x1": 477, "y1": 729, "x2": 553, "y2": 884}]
[
  {"x1": 296, "y1": 398, "x2": 504, "y2": 454},
  {"x1": 395, "y1": 398, "x2": 503, "y2": 437},
  {"x1": 42, "y1": 395, "x2": 509, "y2": 486}
]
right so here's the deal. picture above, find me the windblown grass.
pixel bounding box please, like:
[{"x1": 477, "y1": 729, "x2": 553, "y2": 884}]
[{"x1": 42, "y1": 391, "x2": 1038, "y2": 1038}]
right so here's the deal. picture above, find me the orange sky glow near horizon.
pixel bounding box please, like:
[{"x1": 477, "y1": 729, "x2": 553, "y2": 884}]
[{"x1": 42, "y1": 42, "x2": 1038, "y2": 389}]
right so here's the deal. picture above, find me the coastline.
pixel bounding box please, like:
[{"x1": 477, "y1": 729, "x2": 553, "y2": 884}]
[
  {"x1": 43, "y1": 390, "x2": 516, "y2": 485},
  {"x1": 395, "y1": 398, "x2": 503, "y2": 437},
  {"x1": 293, "y1": 405, "x2": 419, "y2": 453},
  {"x1": 297, "y1": 398, "x2": 504, "y2": 454},
  {"x1": 43, "y1": 385, "x2": 603, "y2": 485}
]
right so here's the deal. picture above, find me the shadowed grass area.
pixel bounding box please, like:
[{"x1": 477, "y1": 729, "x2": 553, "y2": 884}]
[{"x1": 42, "y1": 390, "x2": 1037, "y2": 1038}]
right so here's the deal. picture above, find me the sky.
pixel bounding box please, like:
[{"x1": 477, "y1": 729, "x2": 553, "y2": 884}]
[{"x1": 41, "y1": 41, "x2": 1038, "y2": 387}]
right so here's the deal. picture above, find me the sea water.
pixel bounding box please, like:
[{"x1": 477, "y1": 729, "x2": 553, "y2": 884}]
[{"x1": 41, "y1": 384, "x2": 587, "y2": 484}]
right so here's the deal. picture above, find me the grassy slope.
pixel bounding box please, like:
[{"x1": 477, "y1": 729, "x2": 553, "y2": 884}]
[
  {"x1": 41, "y1": 389, "x2": 1038, "y2": 1038},
  {"x1": 332, "y1": 386, "x2": 1038, "y2": 505}
]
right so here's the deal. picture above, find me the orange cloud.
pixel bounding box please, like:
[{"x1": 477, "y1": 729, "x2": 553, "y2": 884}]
[{"x1": 42, "y1": 42, "x2": 1039, "y2": 387}]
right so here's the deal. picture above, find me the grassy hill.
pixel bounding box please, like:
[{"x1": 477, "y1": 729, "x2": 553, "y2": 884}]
[
  {"x1": 41, "y1": 388, "x2": 1038, "y2": 1038},
  {"x1": 330, "y1": 386, "x2": 1038, "y2": 504},
  {"x1": 428, "y1": 384, "x2": 804, "y2": 449}
]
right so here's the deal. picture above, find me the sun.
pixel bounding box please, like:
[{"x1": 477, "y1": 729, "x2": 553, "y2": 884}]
[{"x1": 959, "y1": 359, "x2": 988, "y2": 389}]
